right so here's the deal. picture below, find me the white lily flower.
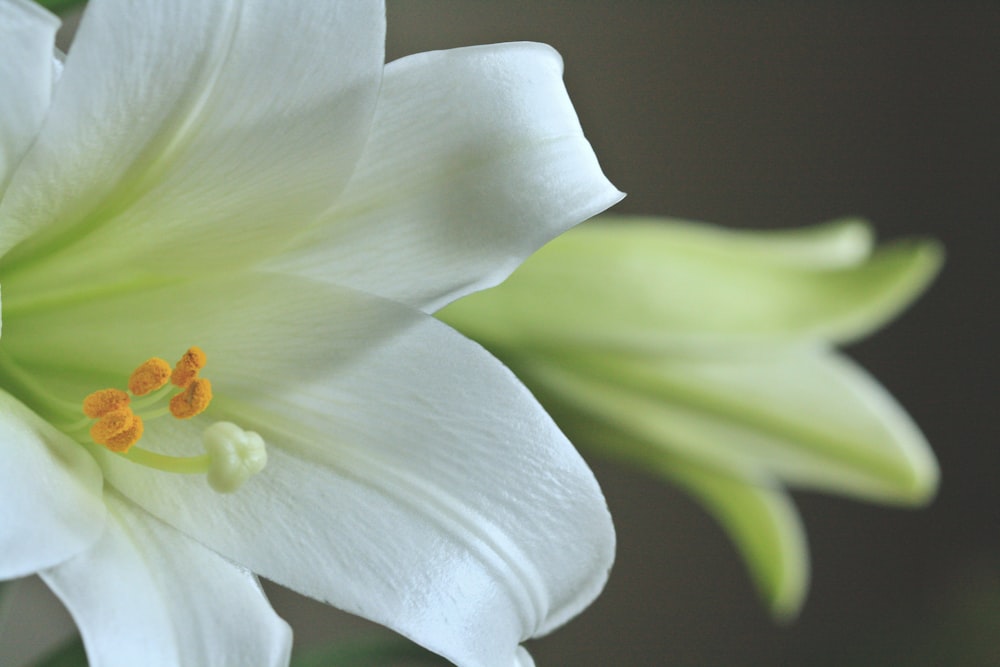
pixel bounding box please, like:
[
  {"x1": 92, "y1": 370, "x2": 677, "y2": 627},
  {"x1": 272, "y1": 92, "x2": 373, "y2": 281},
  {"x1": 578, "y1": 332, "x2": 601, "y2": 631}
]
[{"x1": 0, "y1": 1, "x2": 622, "y2": 665}]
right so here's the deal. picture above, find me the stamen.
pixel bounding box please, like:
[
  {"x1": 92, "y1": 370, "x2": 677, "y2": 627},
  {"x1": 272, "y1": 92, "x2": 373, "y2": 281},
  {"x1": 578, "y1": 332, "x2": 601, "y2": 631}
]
[
  {"x1": 128, "y1": 358, "x2": 171, "y2": 396},
  {"x1": 171, "y1": 346, "x2": 207, "y2": 388},
  {"x1": 103, "y1": 414, "x2": 144, "y2": 453},
  {"x1": 74, "y1": 346, "x2": 260, "y2": 491},
  {"x1": 79, "y1": 347, "x2": 215, "y2": 451},
  {"x1": 169, "y1": 378, "x2": 213, "y2": 419},
  {"x1": 82, "y1": 388, "x2": 130, "y2": 418},
  {"x1": 89, "y1": 407, "x2": 134, "y2": 445}
]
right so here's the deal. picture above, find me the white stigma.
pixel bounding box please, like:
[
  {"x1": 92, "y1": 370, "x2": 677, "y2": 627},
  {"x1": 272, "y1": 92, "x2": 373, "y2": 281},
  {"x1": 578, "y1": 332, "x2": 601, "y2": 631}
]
[{"x1": 203, "y1": 421, "x2": 268, "y2": 493}]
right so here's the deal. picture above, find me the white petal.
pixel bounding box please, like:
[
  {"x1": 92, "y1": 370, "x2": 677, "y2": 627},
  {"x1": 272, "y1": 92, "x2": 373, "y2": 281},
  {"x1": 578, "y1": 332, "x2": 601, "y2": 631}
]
[
  {"x1": 40, "y1": 491, "x2": 291, "y2": 667},
  {"x1": 0, "y1": 0, "x2": 385, "y2": 289},
  {"x1": 0, "y1": 390, "x2": 104, "y2": 578},
  {"x1": 515, "y1": 647, "x2": 536, "y2": 667},
  {"x1": 40, "y1": 274, "x2": 615, "y2": 667},
  {"x1": 267, "y1": 42, "x2": 623, "y2": 312},
  {"x1": 0, "y1": 0, "x2": 59, "y2": 190}
]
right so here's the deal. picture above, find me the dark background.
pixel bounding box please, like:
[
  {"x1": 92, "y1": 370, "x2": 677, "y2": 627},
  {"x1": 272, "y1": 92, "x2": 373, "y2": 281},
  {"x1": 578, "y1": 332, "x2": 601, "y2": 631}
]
[{"x1": 6, "y1": 3, "x2": 997, "y2": 666}]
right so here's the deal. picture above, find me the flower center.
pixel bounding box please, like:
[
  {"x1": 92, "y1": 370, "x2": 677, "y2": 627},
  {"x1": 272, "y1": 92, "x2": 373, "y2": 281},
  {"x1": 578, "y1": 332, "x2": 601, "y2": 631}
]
[{"x1": 68, "y1": 347, "x2": 266, "y2": 493}]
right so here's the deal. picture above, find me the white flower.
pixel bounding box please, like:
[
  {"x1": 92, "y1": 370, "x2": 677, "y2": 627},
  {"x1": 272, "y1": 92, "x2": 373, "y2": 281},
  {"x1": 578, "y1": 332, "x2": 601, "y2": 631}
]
[{"x1": 0, "y1": 1, "x2": 622, "y2": 665}]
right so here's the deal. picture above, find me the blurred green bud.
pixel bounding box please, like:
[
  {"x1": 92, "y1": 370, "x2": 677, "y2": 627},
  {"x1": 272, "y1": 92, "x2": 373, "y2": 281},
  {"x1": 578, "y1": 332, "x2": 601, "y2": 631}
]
[{"x1": 438, "y1": 216, "x2": 943, "y2": 620}]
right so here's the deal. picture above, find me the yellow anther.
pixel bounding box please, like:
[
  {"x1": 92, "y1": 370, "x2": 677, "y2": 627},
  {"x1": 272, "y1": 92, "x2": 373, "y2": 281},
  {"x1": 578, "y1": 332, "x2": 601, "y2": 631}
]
[
  {"x1": 171, "y1": 346, "x2": 207, "y2": 388},
  {"x1": 82, "y1": 388, "x2": 130, "y2": 418},
  {"x1": 104, "y1": 414, "x2": 144, "y2": 453},
  {"x1": 89, "y1": 408, "x2": 135, "y2": 445},
  {"x1": 169, "y1": 378, "x2": 213, "y2": 419},
  {"x1": 78, "y1": 346, "x2": 213, "y2": 454},
  {"x1": 128, "y1": 358, "x2": 172, "y2": 396}
]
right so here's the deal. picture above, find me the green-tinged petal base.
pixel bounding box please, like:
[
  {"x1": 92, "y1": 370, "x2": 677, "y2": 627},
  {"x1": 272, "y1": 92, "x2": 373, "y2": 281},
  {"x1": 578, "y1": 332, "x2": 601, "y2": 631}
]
[{"x1": 439, "y1": 217, "x2": 943, "y2": 352}]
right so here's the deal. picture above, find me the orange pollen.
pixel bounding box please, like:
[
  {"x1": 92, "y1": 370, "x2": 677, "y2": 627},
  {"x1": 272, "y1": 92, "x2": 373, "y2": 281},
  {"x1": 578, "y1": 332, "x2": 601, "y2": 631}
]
[
  {"x1": 169, "y1": 378, "x2": 213, "y2": 419},
  {"x1": 170, "y1": 346, "x2": 207, "y2": 388},
  {"x1": 103, "y1": 414, "x2": 144, "y2": 453},
  {"x1": 89, "y1": 408, "x2": 137, "y2": 446},
  {"x1": 81, "y1": 347, "x2": 213, "y2": 453},
  {"x1": 128, "y1": 358, "x2": 172, "y2": 396},
  {"x1": 82, "y1": 388, "x2": 131, "y2": 418}
]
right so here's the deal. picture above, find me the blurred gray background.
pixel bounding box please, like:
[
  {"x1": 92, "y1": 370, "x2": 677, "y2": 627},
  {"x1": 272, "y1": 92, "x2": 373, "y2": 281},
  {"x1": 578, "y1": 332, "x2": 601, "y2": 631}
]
[{"x1": 5, "y1": 2, "x2": 998, "y2": 666}]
